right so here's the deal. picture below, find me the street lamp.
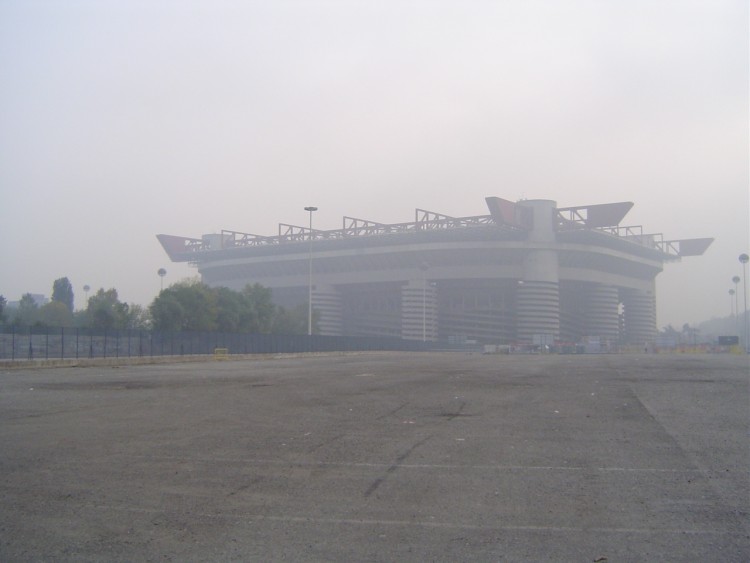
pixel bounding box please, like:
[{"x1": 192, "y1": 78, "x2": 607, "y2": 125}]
[
  {"x1": 304, "y1": 206, "x2": 318, "y2": 336},
  {"x1": 740, "y1": 254, "x2": 749, "y2": 352},
  {"x1": 418, "y1": 262, "x2": 429, "y2": 342}
]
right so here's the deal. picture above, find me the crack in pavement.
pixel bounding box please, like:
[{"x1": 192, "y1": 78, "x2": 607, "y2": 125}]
[{"x1": 363, "y1": 435, "x2": 433, "y2": 497}]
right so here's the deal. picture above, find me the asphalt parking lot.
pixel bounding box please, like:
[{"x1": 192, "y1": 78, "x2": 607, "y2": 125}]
[{"x1": 1, "y1": 352, "x2": 748, "y2": 562}]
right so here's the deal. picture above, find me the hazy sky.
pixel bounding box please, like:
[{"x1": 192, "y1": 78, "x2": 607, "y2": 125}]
[{"x1": 1, "y1": 0, "x2": 747, "y2": 328}]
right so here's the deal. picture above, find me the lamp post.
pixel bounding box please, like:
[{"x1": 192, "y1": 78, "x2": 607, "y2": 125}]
[
  {"x1": 304, "y1": 206, "x2": 318, "y2": 336},
  {"x1": 418, "y1": 262, "x2": 430, "y2": 342},
  {"x1": 423, "y1": 281, "x2": 426, "y2": 343},
  {"x1": 740, "y1": 254, "x2": 749, "y2": 352}
]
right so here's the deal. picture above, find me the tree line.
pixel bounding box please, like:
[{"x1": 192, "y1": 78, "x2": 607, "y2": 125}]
[{"x1": 0, "y1": 277, "x2": 316, "y2": 334}]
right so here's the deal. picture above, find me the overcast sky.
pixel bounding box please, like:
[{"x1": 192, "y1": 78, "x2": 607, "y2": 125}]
[{"x1": 1, "y1": 0, "x2": 747, "y2": 328}]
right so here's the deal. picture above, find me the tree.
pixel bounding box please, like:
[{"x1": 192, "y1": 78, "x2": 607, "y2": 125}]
[
  {"x1": 52, "y1": 277, "x2": 74, "y2": 312},
  {"x1": 0, "y1": 295, "x2": 6, "y2": 323},
  {"x1": 150, "y1": 280, "x2": 217, "y2": 331},
  {"x1": 172, "y1": 281, "x2": 217, "y2": 331},
  {"x1": 72, "y1": 309, "x2": 88, "y2": 328},
  {"x1": 149, "y1": 280, "x2": 316, "y2": 334},
  {"x1": 681, "y1": 323, "x2": 699, "y2": 346},
  {"x1": 272, "y1": 304, "x2": 318, "y2": 334},
  {"x1": 240, "y1": 283, "x2": 276, "y2": 333},
  {"x1": 124, "y1": 304, "x2": 151, "y2": 330},
  {"x1": 39, "y1": 301, "x2": 74, "y2": 327},
  {"x1": 87, "y1": 288, "x2": 130, "y2": 330},
  {"x1": 12, "y1": 293, "x2": 40, "y2": 327},
  {"x1": 214, "y1": 286, "x2": 245, "y2": 332},
  {"x1": 149, "y1": 292, "x2": 184, "y2": 331},
  {"x1": 659, "y1": 324, "x2": 679, "y2": 341}
]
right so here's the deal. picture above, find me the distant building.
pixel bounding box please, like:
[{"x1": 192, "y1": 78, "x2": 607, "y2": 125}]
[
  {"x1": 158, "y1": 197, "x2": 712, "y2": 345},
  {"x1": 6, "y1": 294, "x2": 49, "y2": 310}
]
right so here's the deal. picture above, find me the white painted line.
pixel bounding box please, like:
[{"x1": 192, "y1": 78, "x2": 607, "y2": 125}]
[
  {"x1": 124, "y1": 454, "x2": 711, "y2": 474},
  {"x1": 85, "y1": 504, "x2": 736, "y2": 536}
]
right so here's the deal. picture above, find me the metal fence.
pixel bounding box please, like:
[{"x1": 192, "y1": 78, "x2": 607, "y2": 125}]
[{"x1": 0, "y1": 326, "x2": 440, "y2": 361}]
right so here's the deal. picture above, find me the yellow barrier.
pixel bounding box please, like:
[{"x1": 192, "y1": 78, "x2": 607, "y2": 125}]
[{"x1": 213, "y1": 348, "x2": 229, "y2": 360}]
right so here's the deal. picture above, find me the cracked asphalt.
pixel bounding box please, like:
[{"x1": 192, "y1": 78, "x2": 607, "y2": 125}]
[{"x1": 1, "y1": 352, "x2": 748, "y2": 561}]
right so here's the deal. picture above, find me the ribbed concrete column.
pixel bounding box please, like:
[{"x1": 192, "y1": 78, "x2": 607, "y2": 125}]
[
  {"x1": 311, "y1": 285, "x2": 342, "y2": 336},
  {"x1": 517, "y1": 280, "x2": 560, "y2": 343},
  {"x1": 401, "y1": 279, "x2": 438, "y2": 341},
  {"x1": 621, "y1": 287, "x2": 656, "y2": 345},
  {"x1": 516, "y1": 200, "x2": 559, "y2": 343},
  {"x1": 586, "y1": 284, "x2": 620, "y2": 340}
]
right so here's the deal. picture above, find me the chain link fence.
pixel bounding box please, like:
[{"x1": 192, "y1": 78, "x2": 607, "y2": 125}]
[{"x1": 0, "y1": 326, "x2": 440, "y2": 361}]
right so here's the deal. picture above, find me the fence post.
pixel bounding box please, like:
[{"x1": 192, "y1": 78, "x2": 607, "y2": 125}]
[
  {"x1": 28, "y1": 327, "x2": 33, "y2": 360},
  {"x1": 61, "y1": 327, "x2": 64, "y2": 360},
  {"x1": 11, "y1": 326, "x2": 16, "y2": 361}
]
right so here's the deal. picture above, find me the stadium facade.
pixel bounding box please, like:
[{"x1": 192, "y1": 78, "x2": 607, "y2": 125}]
[{"x1": 158, "y1": 198, "x2": 712, "y2": 346}]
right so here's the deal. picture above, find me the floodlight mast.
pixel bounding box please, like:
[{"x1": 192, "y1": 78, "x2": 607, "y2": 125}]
[
  {"x1": 158, "y1": 268, "x2": 167, "y2": 291},
  {"x1": 732, "y1": 276, "x2": 741, "y2": 337}
]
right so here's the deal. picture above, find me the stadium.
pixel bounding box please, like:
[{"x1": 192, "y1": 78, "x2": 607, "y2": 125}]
[{"x1": 158, "y1": 197, "x2": 712, "y2": 347}]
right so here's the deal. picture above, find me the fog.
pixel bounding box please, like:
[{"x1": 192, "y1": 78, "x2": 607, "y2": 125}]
[{"x1": 1, "y1": 0, "x2": 747, "y2": 328}]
